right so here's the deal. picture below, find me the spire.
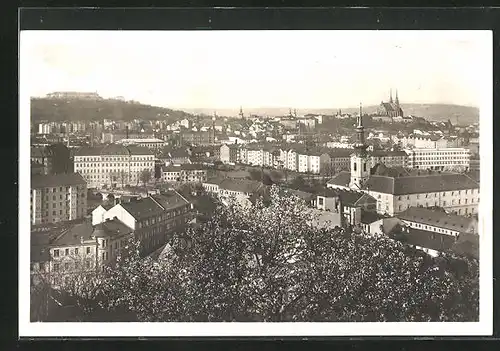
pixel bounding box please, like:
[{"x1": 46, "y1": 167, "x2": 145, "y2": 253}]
[
  {"x1": 239, "y1": 106, "x2": 244, "y2": 119},
  {"x1": 389, "y1": 89, "x2": 393, "y2": 103},
  {"x1": 354, "y1": 102, "x2": 366, "y2": 150},
  {"x1": 395, "y1": 89, "x2": 399, "y2": 105},
  {"x1": 358, "y1": 102, "x2": 363, "y2": 127}
]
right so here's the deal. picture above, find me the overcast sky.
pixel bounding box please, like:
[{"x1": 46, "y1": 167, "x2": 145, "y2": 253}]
[{"x1": 20, "y1": 30, "x2": 489, "y2": 109}]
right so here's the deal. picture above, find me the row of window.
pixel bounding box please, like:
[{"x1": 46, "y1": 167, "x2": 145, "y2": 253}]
[
  {"x1": 77, "y1": 157, "x2": 153, "y2": 162},
  {"x1": 40, "y1": 186, "x2": 82, "y2": 193},
  {"x1": 76, "y1": 162, "x2": 153, "y2": 168},
  {"x1": 398, "y1": 204, "x2": 475, "y2": 215},
  {"x1": 53, "y1": 246, "x2": 92, "y2": 257},
  {"x1": 137, "y1": 207, "x2": 189, "y2": 228}
]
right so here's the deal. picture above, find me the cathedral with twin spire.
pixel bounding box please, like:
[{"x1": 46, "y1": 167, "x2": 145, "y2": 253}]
[{"x1": 376, "y1": 89, "x2": 404, "y2": 119}]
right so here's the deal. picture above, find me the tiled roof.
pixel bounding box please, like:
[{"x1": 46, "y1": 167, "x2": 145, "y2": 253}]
[
  {"x1": 97, "y1": 218, "x2": 134, "y2": 238},
  {"x1": 370, "y1": 150, "x2": 407, "y2": 157},
  {"x1": 75, "y1": 144, "x2": 152, "y2": 156},
  {"x1": 150, "y1": 191, "x2": 190, "y2": 211},
  {"x1": 381, "y1": 102, "x2": 395, "y2": 112},
  {"x1": 327, "y1": 171, "x2": 351, "y2": 187},
  {"x1": 397, "y1": 207, "x2": 476, "y2": 233},
  {"x1": 120, "y1": 197, "x2": 164, "y2": 219},
  {"x1": 326, "y1": 148, "x2": 355, "y2": 158},
  {"x1": 126, "y1": 145, "x2": 154, "y2": 155},
  {"x1": 100, "y1": 144, "x2": 130, "y2": 156},
  {"x1": 31, "y1": 172, "x2": 86, "y2": 188},
  {"x1": 50, "y1": 220, "x2": 94, "y2": 246},
  {"x1": 405, "y1": 228, "x2": 456, "y2": 253},
  {"x1": 363, "y1": 173, "x2": 479, "y2": 195},
  {"x1": 360, "y1": 211, "x2": 385, "y2": 224}
]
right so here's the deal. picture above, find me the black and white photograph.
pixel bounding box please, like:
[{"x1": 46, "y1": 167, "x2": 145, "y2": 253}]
[{"x1": 19, "y1": 28, "x2": 492, "y2": 337}]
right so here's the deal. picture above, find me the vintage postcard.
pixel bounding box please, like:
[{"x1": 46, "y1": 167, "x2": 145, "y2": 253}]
[{"x1": 19, "y1": 29, "x2": 492, "y2": 336}]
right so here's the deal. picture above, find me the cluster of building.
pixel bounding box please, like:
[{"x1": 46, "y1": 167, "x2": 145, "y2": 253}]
[{"x1": 30, "y1": 91, "x2": 481, "y2": 289}]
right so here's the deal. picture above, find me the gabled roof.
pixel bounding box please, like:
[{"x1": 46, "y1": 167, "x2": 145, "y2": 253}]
[
  {"x1": 360, "y1": 211, "x2": 385, "y2": 224},
  {"x1": 120, "y1": 197, "x2": 164, "y2": 219},
  {"x1": 75, "y1": 144, "x2": 153, "y2": 156},
  {"x1": 100, "y1": 144, "x2": 130, "y2": 156},
  {"x1": 203, "y1": 177, "x2": 225, "y2": 186},
  {"x1": 149, "y1": 191, "x2": 190, "y2": 211},
  {"x1": 397, "y1": 206, "x2": 477, "y2": 233},
  {"x1": 363, "y1": 173, "x2": 479, "y2": 195},
  {"x1": 31, "y1": 172, "x2": 86, "y2": 188},
  {"x1": 49, "y1": 219, "x2": 94, "y2": 246},
  {"x1": 94, "y1": 218, "x2": 133, "y2": 238},
  {"x1": 126, "y1": 145, "x2": 154, "y2": 155}
]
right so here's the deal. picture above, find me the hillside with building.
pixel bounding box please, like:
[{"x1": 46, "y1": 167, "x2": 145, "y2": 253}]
[{"x1": 31, "y1": 96, "x2": 195, "y2": 123}]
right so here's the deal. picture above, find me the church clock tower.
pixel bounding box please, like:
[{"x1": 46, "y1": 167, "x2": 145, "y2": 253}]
[{"x1": 349, "y1": 103, "x2": 370, "y2": 189}]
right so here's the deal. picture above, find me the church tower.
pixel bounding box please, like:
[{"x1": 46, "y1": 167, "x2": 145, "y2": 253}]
[
  {"x1": 389, "y1": 89, "x2": 393, "y2": 103},
  {"x1": 239, "y1": 106, "x2": 244, "y2": 119},
  {"x1": 349, "y1": 103, "x2": 370, "y2": 190},
  {"x1": 395, "y1": 89, "x2": 400, "y2": 106}
]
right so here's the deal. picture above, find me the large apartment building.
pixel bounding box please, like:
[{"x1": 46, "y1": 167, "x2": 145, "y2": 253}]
[
  {"x1": 405, "y1": 147, "x2": 471, "y2": 171},
  {"x1": 31, "y1": 173, "x2": 87, "y2": 225},
  {"x1": 74, "y1": 144, "x2": 155, "y2": 189},
  {"x1": 94, "y1": 191, "x2": 194, "y2": 255}
]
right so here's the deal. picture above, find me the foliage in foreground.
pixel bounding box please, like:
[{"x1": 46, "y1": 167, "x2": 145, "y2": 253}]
[{"x1": 34, "y1": 186, "x2": 479, "y2": 322}]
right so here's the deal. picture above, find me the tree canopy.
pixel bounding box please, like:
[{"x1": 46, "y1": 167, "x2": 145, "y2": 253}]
[{"x1": 36, "y1": 186, "x2": 479, "y2": 322}]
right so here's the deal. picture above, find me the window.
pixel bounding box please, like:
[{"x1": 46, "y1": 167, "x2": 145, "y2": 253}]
[
  {"x1": 74, "y1": 248, "x2": 79, "y2": 255},
  {"x1": 353, "y1": 163, "x2": 357, "y2": 171},
  {"x1": 53, "y1": 249, "x2": 59, "y2": 257},
  {"x1": 53, "y1": 263, "x2": 59, "y2": 272},
  {"x1": 65, "y1": 248, "x2": 69, "y2": 256},
  {"x1": 363, "y1": 163, "x2": 367, "y2": 172},
  {"x1": 86, "y1": 247, "x2": 91, "y2": 254}
]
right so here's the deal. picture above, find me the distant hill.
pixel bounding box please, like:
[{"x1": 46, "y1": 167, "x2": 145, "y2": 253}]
[
  {"x1": 183, "y1": 104, "x2": 479, "y2": 125},
  {"x1": 30, "y1": 97, "x2": 195, "y2": 123}
]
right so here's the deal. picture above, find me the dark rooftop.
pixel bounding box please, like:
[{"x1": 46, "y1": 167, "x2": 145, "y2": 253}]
[
  {"x1": 405, "y1": 228, "x2": 456, "y2": 253},
  {"x1": 31, "y1": 172, "x2": 86, "y2": 188},
  {"x1": 326, "y1": 171, "x2": 351, "y2": 188},
  {"x1": 363, "y1": 173, "x2": 479, "y2": 195},
  {"x1": 397, "y1": 206, "x2": 477, "y2": 234}
]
